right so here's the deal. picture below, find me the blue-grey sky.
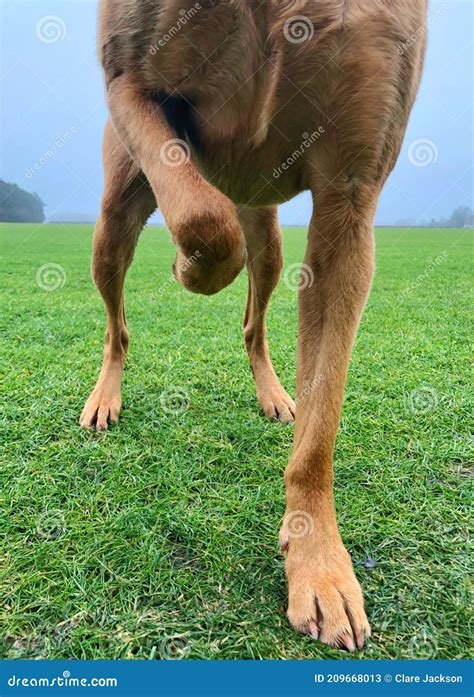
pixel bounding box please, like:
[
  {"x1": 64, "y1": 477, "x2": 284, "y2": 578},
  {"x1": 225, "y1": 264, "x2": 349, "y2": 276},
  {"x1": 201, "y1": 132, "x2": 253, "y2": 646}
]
[{"x1": 1, "y1": 0, "x2": 472, "y2": 225}]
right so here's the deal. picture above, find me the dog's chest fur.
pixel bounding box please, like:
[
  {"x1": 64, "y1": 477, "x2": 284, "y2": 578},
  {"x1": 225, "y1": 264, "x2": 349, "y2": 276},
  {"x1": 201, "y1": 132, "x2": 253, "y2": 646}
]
[{"x1": 99, "y1": 0, "x2": 425, "y2": 205}]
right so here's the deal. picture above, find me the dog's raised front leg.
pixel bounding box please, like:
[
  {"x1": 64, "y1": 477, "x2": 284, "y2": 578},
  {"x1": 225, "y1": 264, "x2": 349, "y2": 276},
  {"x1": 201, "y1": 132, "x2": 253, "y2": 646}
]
[
  {"x1": 238, "y1": 207, "x2": 295, "y2": 423},
  {"x1": 106, "y1": 74, "x2": 246, "y2": 295},
  {"x1": 281, "y1": 185, "x2": 376, "y2": 650},
  {"x1": 80, "y1": 121, "x2": 156, "y2": 431}
]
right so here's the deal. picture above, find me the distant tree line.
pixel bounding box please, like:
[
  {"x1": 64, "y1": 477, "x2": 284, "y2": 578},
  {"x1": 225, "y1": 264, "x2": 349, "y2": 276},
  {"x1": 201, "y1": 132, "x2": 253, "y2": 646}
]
[
  {"x1": 0, "y1": 179, "x2": 45, "y2": 223},
  {"x1": 429, "y1": 206, "x2": 474, "y2": 228},
  {"x1": 1, "y1": 179, "x2": 472, "y2": 228},
  {"x1": 396, "y1": 206, "x2": 474, "y2": 228}
]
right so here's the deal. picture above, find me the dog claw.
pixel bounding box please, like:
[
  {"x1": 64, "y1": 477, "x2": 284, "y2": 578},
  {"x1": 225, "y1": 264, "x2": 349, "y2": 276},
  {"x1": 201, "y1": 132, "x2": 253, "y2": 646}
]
[
  {"x1": 340, "y1": 634, "x2": 356, "y2": 652},
  {"x1": 308, "y1": 620, "x2": 319, "y2": 639},
  {"x1": 285, "y1": 534, "x2": 370, "y2": 653},
  {"x1": 356, "y1": 630, "x2": 367, "y2": 650}
]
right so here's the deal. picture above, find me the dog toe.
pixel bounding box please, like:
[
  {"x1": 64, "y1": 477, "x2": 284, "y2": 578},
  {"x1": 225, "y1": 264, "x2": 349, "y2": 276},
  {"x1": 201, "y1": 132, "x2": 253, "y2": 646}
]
[
  {"x1": 80, "y1": 392, "x2": 121, "y2": 431},
  {"x1": 260, "y1": 390, "x2": 295, "y2": 424}
]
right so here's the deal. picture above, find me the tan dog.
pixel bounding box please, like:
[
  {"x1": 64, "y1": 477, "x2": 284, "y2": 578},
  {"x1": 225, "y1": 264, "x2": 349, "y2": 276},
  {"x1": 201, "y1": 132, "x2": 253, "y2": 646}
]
[{"x1": 81, "y1": 0, "x2": 427, "y2": 651}]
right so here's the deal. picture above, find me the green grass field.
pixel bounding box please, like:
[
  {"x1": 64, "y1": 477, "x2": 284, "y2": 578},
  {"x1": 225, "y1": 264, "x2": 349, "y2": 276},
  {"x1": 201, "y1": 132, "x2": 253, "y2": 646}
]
[{"x1": 1, "y1": 223, "x2": 472, "y2": 660}]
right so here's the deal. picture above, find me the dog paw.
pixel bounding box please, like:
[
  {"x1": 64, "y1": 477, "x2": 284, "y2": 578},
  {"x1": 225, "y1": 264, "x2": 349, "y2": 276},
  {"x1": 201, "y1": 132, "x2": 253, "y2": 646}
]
[
  {"x1": 173, "y1": 242, "x2": 246, "y2": 296},
  {"x1": 258, "y1": 387, "x2": 295, "y2": 423},
  {"x1": 80, "y1": 390, "x2": 121, "y2": 431},
  {"x1": 172, "y1": 200, "x2": 247, "y2": 295},
  {"x1": 281, "y1": 522, "x2": 370, "y2": 651}
]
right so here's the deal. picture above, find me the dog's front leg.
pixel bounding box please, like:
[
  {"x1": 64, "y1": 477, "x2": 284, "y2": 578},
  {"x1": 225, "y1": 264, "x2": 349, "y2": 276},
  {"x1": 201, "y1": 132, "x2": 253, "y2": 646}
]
[
  {"x1": 281, "y1": 188, "x2": 376, "y2": 651},
  {"x1": 80, "y1": 121, "x2": 156, "y2": 430},
  {"x1": 106, "y1": 73, "x2": 246, "y2": 296}
]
